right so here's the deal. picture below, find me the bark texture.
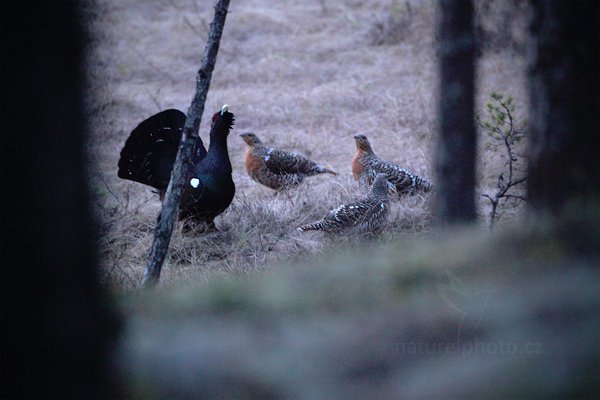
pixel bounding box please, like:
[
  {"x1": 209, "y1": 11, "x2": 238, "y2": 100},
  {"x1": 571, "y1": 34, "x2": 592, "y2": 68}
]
[
  {"x1": 1, "y1": 2, "x2": 118, "y2": 398},
  {"x1": 436, "y1": 0, "x2": 477, "y2": 224},
  {"x1": 527, "y1": 0, "x2": 600, "y2": 213}
]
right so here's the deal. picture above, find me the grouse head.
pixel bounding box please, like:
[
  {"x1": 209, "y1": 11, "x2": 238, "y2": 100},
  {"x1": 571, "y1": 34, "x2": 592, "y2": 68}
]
[
  {"x1": 239, "y1": 132, "x2": 262, "y2": 147},
  {"x1": 353, "y1": 134, "x2": 373, "y2": 153},
  {"x1": 210, "y1": 104, "x2": 235, "y2": 136},
  {"x1": 371, "y1": 173, "x2": 393, "y2": 197}
]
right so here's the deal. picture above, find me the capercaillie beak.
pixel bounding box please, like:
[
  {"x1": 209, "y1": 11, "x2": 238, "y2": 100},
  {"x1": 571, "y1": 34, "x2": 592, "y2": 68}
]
[
  {"x1": 221, "y1": 104, "x2": 228, "y2": 115},
  {"x1": 386, "y1": 180, "x2": 397, "y2": 193}
]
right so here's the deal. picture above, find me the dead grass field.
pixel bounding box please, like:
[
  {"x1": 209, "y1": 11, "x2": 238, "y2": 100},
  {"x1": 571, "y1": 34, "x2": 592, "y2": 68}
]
[{"x1": 85, "y1": 0, "x2": 529, "y2": 290}]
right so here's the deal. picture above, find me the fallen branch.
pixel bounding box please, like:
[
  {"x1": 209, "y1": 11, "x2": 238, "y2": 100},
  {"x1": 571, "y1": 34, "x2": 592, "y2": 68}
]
[{"x1": 142, "y1": 0, "x2": 230, "y2": 287}]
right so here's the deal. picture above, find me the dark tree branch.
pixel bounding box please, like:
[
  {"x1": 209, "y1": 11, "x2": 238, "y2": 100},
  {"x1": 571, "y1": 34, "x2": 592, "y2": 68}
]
[
  {"x1": 511, "y1": 176, "x2": 527, "y2": 187},
  {"x1": 142, "y1": 0, "x2": 230, "y2": 288},
  {"x1": 505, "y1": 194, "x2": 527, "y2": 202}
]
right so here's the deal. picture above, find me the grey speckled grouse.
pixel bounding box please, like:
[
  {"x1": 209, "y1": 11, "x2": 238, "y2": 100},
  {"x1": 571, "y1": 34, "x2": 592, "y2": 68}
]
[
  {"x1": 352, "y1": 134, "x2": 432, "y2": 194},
  {"x1": 298, "y1": 173, "x2": 391, "y2": 234}
]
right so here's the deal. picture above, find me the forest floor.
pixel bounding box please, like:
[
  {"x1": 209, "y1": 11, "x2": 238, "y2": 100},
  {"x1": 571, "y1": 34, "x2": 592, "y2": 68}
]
[
  {"x1": 86, "y1": 0, "x2": 530, "y2": 290},
  {"x1": 86, "y1": 2, "x2": 599, "y2": 398}
]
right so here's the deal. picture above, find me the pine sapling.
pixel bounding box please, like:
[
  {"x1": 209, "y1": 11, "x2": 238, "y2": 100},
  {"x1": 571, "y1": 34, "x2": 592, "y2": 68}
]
[{"x1": 478, "y1": 92, "x2": 527, "y2": 228}]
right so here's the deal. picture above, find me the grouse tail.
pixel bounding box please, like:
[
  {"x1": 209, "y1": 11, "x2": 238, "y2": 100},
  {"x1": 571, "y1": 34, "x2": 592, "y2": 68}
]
[
  {"x1": 297, "y1": 220, "x2": 326, "y2": 232},
  {"x1": 118, "y1": 109, "x2": 188, "y2": 190},
  {"x1": 414, "y1": 175, "x2": 433, "y2": 192},
  {"x1": 317, "y1": 165, "x2": 338, "y2": 176}
]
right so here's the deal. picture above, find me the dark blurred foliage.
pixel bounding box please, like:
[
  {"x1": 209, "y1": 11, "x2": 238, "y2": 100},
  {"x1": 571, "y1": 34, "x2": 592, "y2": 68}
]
[
  {"x1": 1, "y1": 1, "x2": 119, "y2": 398},
  {"x1": 527, "y1": 0, "x2": 600, "y2": 213}
]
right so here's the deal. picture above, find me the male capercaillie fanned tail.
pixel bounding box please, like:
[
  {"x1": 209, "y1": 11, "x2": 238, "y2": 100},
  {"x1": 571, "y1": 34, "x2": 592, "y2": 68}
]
[
  {"x1": 118, "y1": 109, "x2": 191, "y2": 190},
  {"x1": 117, "y1": 105, "x2": 235, "y2": 230}
]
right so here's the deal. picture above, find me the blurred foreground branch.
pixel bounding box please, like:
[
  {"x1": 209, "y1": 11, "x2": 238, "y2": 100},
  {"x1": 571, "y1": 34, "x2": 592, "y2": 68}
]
[{"x1": 142, "y1": 0, "x2": 230, "y2": 287}]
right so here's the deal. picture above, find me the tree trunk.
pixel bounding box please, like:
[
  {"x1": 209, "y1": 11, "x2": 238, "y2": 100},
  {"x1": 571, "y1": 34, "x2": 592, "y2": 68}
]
[
  {"x1": 142, "y1": 0, "x2": 230, "y2": 287},
  {"x1": 527, "y1": 0, "x2": 600, "y2": 213},
  {"x1": 436, "y1": 0, "x2": 477, "y2": 224},
  {"x1": 1, "y1": 2, "x2": 118, "y2": 398}
]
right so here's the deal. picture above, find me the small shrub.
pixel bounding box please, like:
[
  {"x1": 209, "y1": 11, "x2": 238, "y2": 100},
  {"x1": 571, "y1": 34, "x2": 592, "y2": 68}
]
[{"x1": 478, "y1": 91, "x2": 527, "y2": 228}]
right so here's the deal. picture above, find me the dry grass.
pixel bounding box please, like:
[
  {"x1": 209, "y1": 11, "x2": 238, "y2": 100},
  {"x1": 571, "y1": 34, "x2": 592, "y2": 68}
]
[
  {"x1": 85, "y1": 0, "x2": 529, "y2": 291},
  {"x1": 118, "y1": 209, "x2": 600, "y2": 399},
  {"x1": 84, "y1": 4, "x2": 598, "y2": 397}
]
